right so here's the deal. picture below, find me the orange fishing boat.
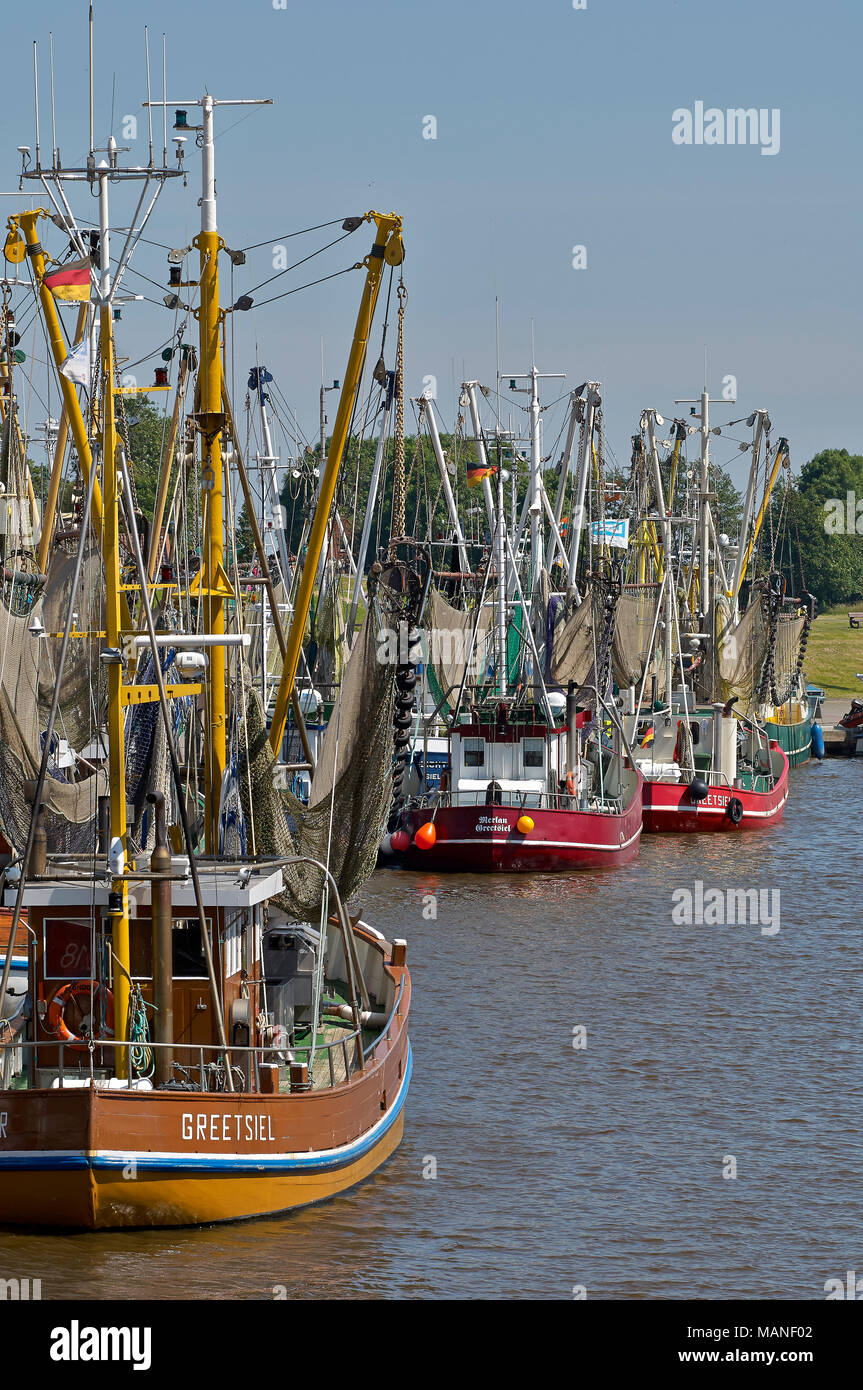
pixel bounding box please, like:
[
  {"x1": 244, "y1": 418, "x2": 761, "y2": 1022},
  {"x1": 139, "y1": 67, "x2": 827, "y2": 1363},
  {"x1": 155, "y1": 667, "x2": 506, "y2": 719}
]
[{"x1": 0, "y1": 47, "x2": 412, "y2": 1228}]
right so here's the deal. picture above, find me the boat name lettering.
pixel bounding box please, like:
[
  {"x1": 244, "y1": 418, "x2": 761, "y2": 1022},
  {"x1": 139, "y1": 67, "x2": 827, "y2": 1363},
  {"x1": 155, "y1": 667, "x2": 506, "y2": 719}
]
[
  {"x1": 181, "y1": 1112, "x2": 276, "y2": 1143},
  {"x1": 0, "y1": 1112, "x2": 6, "y2": 1139},
  {"x1": 702, "y1": 794, "x2": 729, "y2": 808},
  {"x1": 475, "y1": 816, "x2": 510, "y2": 830}
]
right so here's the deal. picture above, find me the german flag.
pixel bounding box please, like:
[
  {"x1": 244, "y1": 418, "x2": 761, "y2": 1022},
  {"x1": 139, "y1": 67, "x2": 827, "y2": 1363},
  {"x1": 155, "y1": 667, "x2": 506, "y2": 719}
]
[
  {"x1": 467, "y1": 461, "x2": 495, "y2": 489},
  {"x1": 42, "y1": 257, "x2": 92, "y2": 302}
]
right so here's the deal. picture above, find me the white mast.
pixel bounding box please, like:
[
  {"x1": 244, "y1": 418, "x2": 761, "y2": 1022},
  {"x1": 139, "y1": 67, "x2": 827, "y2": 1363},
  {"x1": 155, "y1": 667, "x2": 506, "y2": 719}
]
[{"x1": 420, "y1": 395, "x2": 469, "y2": 575}]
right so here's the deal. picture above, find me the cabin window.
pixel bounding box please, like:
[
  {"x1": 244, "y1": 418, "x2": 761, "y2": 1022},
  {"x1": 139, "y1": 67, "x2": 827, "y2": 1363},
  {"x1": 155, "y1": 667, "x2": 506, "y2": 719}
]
[
  {"x1": 463, "y1": 738, "x2": 485, "y2": 768},
  {"x1": 130, "y1": 923, "x2": 153, "y2": 980},
  {"x1": 43, "y1": 919, "x2": 91, "y2": 980},
  {"x1": 172, "y1": 918, "x2": 210, "y2": 979},
  {"x1": 522, "y1": 738, "x2": 544, "y2": 769}
]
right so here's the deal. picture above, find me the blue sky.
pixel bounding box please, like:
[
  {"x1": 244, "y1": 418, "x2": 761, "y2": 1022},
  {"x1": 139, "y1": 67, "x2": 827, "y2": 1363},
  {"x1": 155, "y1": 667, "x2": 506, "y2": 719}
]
[{"x1": 1, "y1": 0, "x2": 859, "y2": 490}]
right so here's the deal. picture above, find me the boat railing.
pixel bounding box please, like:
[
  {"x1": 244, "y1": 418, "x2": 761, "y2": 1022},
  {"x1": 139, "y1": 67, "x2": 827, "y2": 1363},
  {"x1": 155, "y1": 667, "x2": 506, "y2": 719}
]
[
  {"x1": 411, "y1": 788, "x2": 625, "y2": 815},
  {"x1": 0, "y1": 1017, "x2": 403, "y2": 1095}
]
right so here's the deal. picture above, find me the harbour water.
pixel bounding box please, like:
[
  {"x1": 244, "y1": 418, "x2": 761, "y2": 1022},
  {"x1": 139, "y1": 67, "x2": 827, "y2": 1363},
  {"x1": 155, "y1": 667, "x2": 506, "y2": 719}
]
[{"x1": 1, "y1": 757, "x2": 860, "y2": 1300}]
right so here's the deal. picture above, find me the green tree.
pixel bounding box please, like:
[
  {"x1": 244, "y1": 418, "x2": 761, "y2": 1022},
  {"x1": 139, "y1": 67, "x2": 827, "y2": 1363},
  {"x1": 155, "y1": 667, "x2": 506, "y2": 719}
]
[
  {"x1": 122, "y1": 395, "x2": 171, "y2": 520},
  {"x1": 790, "y1": 448, "x2": 863, "y2": 608}
]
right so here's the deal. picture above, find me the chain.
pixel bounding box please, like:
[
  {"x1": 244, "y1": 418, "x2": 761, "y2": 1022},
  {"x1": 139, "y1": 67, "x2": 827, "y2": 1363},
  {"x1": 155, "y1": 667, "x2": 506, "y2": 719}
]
[{"x1": 390, "y1": 279, "x2": 407, "y2": 552}]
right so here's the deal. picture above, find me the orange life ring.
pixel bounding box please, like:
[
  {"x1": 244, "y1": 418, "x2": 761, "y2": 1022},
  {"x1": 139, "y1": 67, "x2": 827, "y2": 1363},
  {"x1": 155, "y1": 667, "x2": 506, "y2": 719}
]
[
  {"x1": 46, "y1": 980, "x2": 114, "y2": 1049},
  {"x1": 565, "y1": 769, "x2": 576, "y2": 796},
  {"x1": 438, "y1": 770, "x2": 448, "y2": 793}
]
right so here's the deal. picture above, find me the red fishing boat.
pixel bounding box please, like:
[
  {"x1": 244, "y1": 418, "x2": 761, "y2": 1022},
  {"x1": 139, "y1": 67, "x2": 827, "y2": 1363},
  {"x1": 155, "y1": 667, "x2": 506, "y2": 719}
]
[
  {"x1": 638, "y1": 704, "x2": 789, "y2": 833},
  {"x1": 389, "y1": 696, "x2": 643, "y2": 872}
]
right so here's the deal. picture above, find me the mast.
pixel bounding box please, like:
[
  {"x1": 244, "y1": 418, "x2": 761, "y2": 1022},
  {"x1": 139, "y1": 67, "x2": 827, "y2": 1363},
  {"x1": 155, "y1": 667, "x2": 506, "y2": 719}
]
[
  {"x1": 545, "y1": 389, "x2": 580, "y2": 571},
  {"x1": 347, "y1": 377, "x2": 393, "y2": 639},
  {"x1": 268, "y1": 212, "x2": 405, "y2": 755},
  {"x1": 254, "y1": 369, "x2": 291, "y2": 586},
  {"x1": 197, "y1": 93, "x2": 226, "y2": 854},
  {"x1": 645, "y1": 409, "x2": 674, "y2": 708},
  {"x1": 156, "y1": 93, "x2": 272, "y2": 849},
  {"x1": 730, "y1": 408, "x2": 767, "y2": 609},
  {"x1": 528, "y1": 364, "x2": 542, "y2": 592},
  {"x1": 565, "y1": 382, "x2": 600, "y2": 601},
  {"x1": 420, "y1": 395, "x2": 469, "y2": 575},
  {"x1": 95, "y1": 153, "x2": 133, "y2": 1053},
  {"x1": 502, "y1": 365, "x2": 565, "y2": 595},
  {"x1": 699, "y1": 386, "x2": 711, "y2": 623}
]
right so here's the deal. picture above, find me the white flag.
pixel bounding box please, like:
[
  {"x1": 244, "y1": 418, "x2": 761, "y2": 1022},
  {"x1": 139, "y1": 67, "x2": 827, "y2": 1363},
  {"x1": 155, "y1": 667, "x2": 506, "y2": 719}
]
[{"x1": 59, "y1": 337, "x2": 91, "y2": 388}]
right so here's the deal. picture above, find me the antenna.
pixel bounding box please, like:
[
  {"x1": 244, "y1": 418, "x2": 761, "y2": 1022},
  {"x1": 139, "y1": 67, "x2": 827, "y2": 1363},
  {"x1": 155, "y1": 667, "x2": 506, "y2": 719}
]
[
  {"x1": 495, "y1": 296, "x2": 501, "y2": 428},
  {"x1": 33, "y1": 42, "x2": 41, "y2": 170},
  {"x1": 49, "y1": 32, "x2": 57, "y2": 165},
  {"x1": 144, "y1": 27, "x2": 154, "y2": 167},
  {"x1": 89, "y1": 3, "x2": 95, "y2": 162},
  {"x1": 161, "y1": 35, "x2": 168, "y2": 169}
]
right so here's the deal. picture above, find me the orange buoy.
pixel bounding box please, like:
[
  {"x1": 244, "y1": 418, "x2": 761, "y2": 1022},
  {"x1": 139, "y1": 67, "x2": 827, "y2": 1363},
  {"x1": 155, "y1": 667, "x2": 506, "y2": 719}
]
[
  {"x1": 516, "y1": 815, "x2": 535, "y2": 834},
  {"x1": 414, "y1": 821, "x2": 437, "y2": 849}
]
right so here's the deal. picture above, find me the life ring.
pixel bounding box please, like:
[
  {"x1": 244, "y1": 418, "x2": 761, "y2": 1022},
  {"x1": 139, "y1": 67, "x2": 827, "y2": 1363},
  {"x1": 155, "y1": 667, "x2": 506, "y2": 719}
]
[
  {"x1": 565, "y1": 769, "x2": 576, "y2": 796},
  {"x1": 438, "y1": 769, "x2": 448, "y2": 794},
  {"x1": 46, "y1": 981, "x2": 114, "y2": 1048},
  {"x1": 726, "y1": 797, "x2": 744, "y2": 825}
]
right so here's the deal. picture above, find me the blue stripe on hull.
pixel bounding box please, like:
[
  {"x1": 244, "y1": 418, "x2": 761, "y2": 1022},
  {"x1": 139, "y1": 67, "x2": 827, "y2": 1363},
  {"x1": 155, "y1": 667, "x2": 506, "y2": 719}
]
[{"x1": 0, "y1": 1043, "x2": 412, "y2": 1177}]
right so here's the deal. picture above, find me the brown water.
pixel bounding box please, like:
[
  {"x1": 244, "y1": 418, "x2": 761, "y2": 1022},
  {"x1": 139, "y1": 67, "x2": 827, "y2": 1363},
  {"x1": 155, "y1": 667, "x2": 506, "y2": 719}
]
[{"x1": 1, "y1": 758, "x2": 860, "y2": 1300}]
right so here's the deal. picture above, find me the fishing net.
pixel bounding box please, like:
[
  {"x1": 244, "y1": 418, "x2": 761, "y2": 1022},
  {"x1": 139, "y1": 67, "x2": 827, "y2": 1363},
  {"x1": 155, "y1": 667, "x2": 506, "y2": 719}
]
[
  {"x1": 715, "y1": 597, "x2": 768, "y2": 708},
  {"x1": 425, "y1": 586, "x2": 490, "y2": 708},
  {"x1": 0, "y1": 411, "x2": 40, "y2": 614},
  {"x1": 772, "y1": 615, "x2": 806, "y2": 694},
  {"x1": 549, "y1": 586, "x2": 597, "y2": 687},
  {"x1": 236, "y1": 601, "x2": 397, "y2": 919},
  {"x1": 0, "y1": 548, "x2": 106, "y2": 853},
  {"x1": 611, "y1": 585, "x2": 661, "y2": 688}
]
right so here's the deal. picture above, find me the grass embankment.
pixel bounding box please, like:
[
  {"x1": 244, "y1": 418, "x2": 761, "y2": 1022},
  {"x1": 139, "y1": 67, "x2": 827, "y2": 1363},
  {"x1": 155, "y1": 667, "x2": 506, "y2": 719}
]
[{"x1": 805, "y1": 604, "x2": 863, "y2": 696}]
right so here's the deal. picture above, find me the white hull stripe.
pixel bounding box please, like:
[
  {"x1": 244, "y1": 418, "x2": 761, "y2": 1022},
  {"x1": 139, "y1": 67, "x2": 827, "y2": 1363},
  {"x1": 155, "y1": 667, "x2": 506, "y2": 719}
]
[
  {"x1": 428, "y1": 826, "x2": 642, "y2": 852},
  {"x1": 647, "y1": 788, "x2": 788, "y2": 819},
  {"x1": 0, "y1": 1044, "x2": 412, "y2": 1176}
]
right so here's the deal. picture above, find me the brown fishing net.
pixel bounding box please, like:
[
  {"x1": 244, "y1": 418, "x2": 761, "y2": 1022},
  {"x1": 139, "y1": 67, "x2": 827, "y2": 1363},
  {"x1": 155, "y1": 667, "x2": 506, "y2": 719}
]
[
  {"x1": 715, "y1": 597, "x2": 768, "y2": 708},
  {"x1": 611, "y1": 586, "x2": 661, "y2": 689},
  {"x1": 0, "y1": 549, "x2": 106, "y2": 852},
  {"x1": 236, "y1": 603, "x2": 396, "y2": 919},
  {"x1": 425, "y1": 586, "x2": 490, "y2": 707}
]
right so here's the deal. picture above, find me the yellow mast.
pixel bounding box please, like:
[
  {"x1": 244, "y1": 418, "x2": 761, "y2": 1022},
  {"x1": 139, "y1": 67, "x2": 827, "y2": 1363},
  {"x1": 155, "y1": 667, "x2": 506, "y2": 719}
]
[
  {"x1": 268, "y1": 211, "x2": 404, "y2": 755},
  {"x1": 169, "y1": 93, "x2": 271, "y2": 850},
  {"x1": 735, "y1": 437, "x2": 789, "y2": 597},
  {"x1": 94, "y1": 159, "x2": 131, "y2": 1065},
  {"x1": 194, "y1": 96, "x2": 228, "y2": 853}
]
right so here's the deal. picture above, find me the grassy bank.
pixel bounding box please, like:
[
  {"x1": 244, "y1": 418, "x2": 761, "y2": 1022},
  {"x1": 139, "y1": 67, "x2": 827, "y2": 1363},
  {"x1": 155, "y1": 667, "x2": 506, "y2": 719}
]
[{"x1": 804, "y1": 604, "x2": 863, "y2": 696}]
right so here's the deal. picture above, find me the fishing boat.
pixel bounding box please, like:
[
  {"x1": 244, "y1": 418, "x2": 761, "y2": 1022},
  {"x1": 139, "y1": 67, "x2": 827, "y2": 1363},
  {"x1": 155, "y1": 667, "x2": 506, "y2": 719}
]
[
  {"x1": 615, "y1": 398, "x2": 793, "y2": 831},
  {"x1": 385, "y1": 373, "x2": 643, "y2": 872},
  {"x1": 0, "y1": 29, "x2": 412, "y2": 1229},
  {"x1": 638, "y1": 702, "x2": 789, "y2": 833},
  {"x1": 397, "y1": 698, "x2": 643, "y2": 870}
]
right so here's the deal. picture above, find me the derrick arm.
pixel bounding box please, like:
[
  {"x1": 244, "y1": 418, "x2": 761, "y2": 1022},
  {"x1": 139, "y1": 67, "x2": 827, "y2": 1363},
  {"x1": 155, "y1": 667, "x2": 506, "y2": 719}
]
[{"x1": 267, "y1": 211, "x2": 404, "y2": 755}]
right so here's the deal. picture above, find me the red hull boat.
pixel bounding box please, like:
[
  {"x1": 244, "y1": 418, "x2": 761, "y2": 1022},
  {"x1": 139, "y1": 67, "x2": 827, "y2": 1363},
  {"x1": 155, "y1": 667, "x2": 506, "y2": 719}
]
[
  {"x1": 642, "y1": 741, "x2": 789, "y2": 832},
  {"x1": 400, "y1": 783, "x2": 643, "y2": 872}
]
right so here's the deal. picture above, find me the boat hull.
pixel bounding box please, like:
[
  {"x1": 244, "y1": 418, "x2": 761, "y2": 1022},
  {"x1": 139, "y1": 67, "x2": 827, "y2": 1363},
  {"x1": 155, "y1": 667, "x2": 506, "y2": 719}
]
[
  {"x1": 0, "y1": 1046, "x2": 410, "y2": 1229},
  {"x1": 398, "y1": 787, "x2": 643, "y2": 872},
  {"x1": 642, "y1": 758, "x2": 789, "y2": 833},
  {"x1": 0, "y1": 949, "x2": 412, "y2": 1230},
  {"x1": 765, "y1": 713, "x2": 812, "y2": 768}
]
